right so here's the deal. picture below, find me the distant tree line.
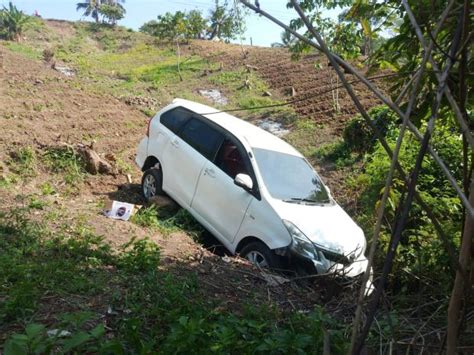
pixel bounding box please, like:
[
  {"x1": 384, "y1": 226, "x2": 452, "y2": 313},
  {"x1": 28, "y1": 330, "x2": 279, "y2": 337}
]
[
  {"x1": 76, "y1": 0, "x2": 126, "y2": 26},
  {"x1": 140, "y1": 0, "x2": 245, "y2": 42}
]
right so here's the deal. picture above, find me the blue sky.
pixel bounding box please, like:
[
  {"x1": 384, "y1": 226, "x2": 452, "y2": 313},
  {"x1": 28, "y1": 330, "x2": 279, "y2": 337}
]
[{"x1": 0, "y1": 0, "x2": 338, "y2": 47}]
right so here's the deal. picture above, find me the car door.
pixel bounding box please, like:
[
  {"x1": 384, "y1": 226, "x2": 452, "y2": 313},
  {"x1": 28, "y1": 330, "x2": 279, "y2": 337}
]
[
  {"x1": 162, "y1": 115, "x2": 224, "y2": 207},
  {"x1": 191, "y1": 137, "x2": 256, "y2": 244}
]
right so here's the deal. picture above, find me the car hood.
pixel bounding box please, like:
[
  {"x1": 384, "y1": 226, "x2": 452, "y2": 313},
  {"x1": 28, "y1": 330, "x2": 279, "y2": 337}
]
[{"x1": 273, "y1": 200, "x2": 366, "y2": 256}]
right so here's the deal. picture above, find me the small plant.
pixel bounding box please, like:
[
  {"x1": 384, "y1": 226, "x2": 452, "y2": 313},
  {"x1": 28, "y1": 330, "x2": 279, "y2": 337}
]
[
  {"x1": 42, "y1": 48, "x2": 54, "y2": 63},
  {"x1": 119, "y1": 237, "x2": 161, "y2": 273},
  {"x1": 42, "y1": 146, "x2": 86, "y2": 185},
  {"x1": 39, "y1": 182, "x2": 55, "y2": 195},
  {"x1": 0, "y1": 2, "x2": 31, "y2": 41},
  {"x1": 9, "y1": 146, "x2": 37, "y2": 177},
  {"x1": 28, "y1": 196, "x2": 47, "y2": 210}
]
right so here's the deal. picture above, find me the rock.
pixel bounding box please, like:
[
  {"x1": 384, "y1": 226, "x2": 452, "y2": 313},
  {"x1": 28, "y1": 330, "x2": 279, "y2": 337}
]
[{"x1": 76, "y1": 144, "x2": 116, "y2": 175}]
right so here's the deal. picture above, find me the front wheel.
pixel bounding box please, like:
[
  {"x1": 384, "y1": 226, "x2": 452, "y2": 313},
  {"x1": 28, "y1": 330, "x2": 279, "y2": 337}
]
[
  {"x1": 240, "y1": 241, "x2": 281, "y2": 270},
  {"x1": 141, "y1": 168, "x2": 163, "y2": 201}
]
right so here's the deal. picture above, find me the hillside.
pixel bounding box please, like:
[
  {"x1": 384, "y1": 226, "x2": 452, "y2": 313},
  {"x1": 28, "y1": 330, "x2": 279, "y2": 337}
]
[{"x1": 0, "y1": 19, "x2": 381, "y2": 352}]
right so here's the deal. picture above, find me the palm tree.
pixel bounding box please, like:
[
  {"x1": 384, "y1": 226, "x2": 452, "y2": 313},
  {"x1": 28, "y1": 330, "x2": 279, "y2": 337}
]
[
  {"x1": 76, "y1": 0, "x2": 125, "y2": 24},
  {"x1": 76, "y1": 0, "x2": 101, "y2": 23}
]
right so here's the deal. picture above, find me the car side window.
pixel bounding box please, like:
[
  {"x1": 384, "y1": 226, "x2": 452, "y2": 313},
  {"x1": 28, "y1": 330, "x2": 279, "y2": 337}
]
[
  {"x1": 215, "y1": 139, "x2": 249, "y2": 179},
  {"x1": 160, "y1": 107, "x2": 193, "y2": 134},
  {"x1": 179, "y1": 117, "x2": 224, "y2": 160}
]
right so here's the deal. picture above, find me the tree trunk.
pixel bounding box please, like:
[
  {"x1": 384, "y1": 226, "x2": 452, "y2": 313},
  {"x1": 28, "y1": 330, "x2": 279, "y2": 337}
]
[{"x1": 447, "y1": 175, "x2": 473, "y2": 354}]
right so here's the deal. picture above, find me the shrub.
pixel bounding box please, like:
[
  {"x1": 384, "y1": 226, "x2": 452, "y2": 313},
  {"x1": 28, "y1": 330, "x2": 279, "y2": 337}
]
[
  {"x1": 343, "y1": 106, "x2": 398, "y2": 153},
  {"x1": 0, "y1": 2, "x2": 30, "y2": 41},
  {"x1": 355, "y1": 119, "x2": 463, "y2": 289}
]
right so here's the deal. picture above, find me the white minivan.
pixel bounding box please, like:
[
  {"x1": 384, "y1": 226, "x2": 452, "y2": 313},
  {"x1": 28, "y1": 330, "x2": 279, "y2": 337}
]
[{"x1": 136, "y1": 98, "x2": 369, "y2": 277}]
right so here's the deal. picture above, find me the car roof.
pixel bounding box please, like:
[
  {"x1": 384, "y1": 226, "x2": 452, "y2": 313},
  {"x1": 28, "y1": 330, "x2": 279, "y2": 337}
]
[{"x1": 170, "y1": 98, "x2": 301, "y2": 156}]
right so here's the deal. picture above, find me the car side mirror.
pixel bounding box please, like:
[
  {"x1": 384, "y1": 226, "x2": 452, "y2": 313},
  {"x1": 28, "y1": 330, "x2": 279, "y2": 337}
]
[{"x1": 234, "y1": 173, "x2": 253, "y2": 191}]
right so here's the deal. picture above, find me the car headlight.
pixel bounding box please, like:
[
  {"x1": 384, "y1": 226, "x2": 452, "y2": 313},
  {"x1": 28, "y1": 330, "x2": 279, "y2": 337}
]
[{"x1": 283, "y1": 220, "x2": 318, "y2": 260}]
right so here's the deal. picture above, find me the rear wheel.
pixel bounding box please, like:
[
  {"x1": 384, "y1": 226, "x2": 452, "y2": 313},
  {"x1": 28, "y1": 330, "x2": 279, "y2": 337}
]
[
  {"x1": 240, "y1": 241, "x2": 281, "y2": 270},
  {"x1": 141, "y1": 167, "x2": 163, "y2": 201}
]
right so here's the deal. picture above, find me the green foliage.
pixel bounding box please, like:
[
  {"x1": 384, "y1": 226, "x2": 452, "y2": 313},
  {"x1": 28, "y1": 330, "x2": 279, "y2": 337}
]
[
  {"x1": 76, "y1": 0, "x2": 125, "y2": 24},
  {"x1": 140, "y1": 10, "x2": 207, "y2": 41},
  {"x1": 42, "y1": 146, "x2": 86, "y2": 185},
  {"x1": 99, "y1": 3, "x2": 125, "y2": 25},
  {"x1": 208, "y1": 0, "x2": 245, "y2": 42},
  {"x1": 343, "y1": 106, "x2": 398, "y2": 153},
  {"x1": 286, "y1": 0, "x2": 396, "y2": 58},
  {"x1": 368, "y1": 0, "x2": 473, "y2": 114},
  {"x1": 353, "y1": 118, "x2": 463, "y2": 287},
  {"x1": 9, "y1": 146, "x2": 37, "y2": 176},
  {"x1": 0, "y1": 2, "x2": 31, "y2": 41},
  {"x1": 141, "y1": 1, "x2": 245, "y2": 42},
  {"x1": 77, "y1": 0, "x2": 101, "y2": 23},
  {"x1": 119, "y1": 237, "x2": 161, "y2": 273},
  {"x1": 1, "y1": 208, "x2": 349, "y2": 353},
  {"x1": 131, "y1": 206, "x2": 204, "y2": 237},
  {"x1": 313, "y1": 140, "x2": 356, "y2": 168},
  {"x1": 3, "y1": 42, "x2": 41, "y2": 59}
]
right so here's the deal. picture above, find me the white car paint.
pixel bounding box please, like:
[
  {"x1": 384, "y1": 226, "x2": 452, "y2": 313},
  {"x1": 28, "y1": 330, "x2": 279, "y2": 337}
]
[{"x1": 136, "y1": 98, "x2": 370, "y2": 277}]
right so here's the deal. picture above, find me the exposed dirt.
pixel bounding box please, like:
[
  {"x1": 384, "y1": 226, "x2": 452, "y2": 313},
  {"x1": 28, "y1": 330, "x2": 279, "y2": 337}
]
[
  {"x1": 190, "y1": 40, "x2": 383, "y2": 132},
  {"x1": 0, "y1": 29, "x2": 375, "y2": 316}
]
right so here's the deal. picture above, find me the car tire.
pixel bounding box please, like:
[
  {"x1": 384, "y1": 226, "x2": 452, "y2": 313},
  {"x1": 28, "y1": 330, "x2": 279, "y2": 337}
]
[
  {"x1": 141, "y1": 168, "x2": 163, "y2": 201},
  {"x1": 240, "y1": 241, "x2": 281, "y2": 270}
]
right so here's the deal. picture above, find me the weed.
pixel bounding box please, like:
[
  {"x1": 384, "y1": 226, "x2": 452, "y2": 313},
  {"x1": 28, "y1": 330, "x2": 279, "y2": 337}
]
[
  {"x1": 3, "y1": 42, "x2": 41, "y2": 60},
  {"x1": 119, "y1": 237, "x2": 161, "y2": 273},
  {"x1": 39, "y1": 182, "x2": 55, "y2": 195},
  {"x1": 8, "y1": 146, "x2": 37, "y2": 177},
  {"x1": 115, "y1": 155, "x2": 133, "y2": 174},
  {"x1": 1, "y1": 208, "x2": 349, "y2": 353},
  {"x1": 131, "y1": 205, "x2": 204, "y2": 237},
  {"x1": 42, "y1": 146, "x2": 86, "y2": 185},
  {"x1": 28, "y1": 196, "x2": 47, "y2": 210},
  {"x1": 313, "y1": 140, "x2": 358, "y2": 168}
]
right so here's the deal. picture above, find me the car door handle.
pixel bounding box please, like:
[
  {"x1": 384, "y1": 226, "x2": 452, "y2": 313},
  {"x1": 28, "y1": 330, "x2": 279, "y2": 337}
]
[
  {"x1": 171, "y1": 138, "x2": 179, "y2": 148},
  {"x1": 204, "y1": 168, "x2": 216, "y2": 178}
]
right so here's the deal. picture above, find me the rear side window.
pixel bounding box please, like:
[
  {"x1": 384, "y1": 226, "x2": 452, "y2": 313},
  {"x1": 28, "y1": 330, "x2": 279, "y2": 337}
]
[
  {"x1": 160, "y1": 107, "x2": 193, "y2": 134},
  {"x1": 180, "y1": 118, "x2": 224, "y2": 160}
]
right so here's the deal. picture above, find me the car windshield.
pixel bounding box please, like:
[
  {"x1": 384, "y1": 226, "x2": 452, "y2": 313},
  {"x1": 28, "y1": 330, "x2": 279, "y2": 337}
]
[{"x1": 253, "y1": 148, "x2": 330, "y2": 204}]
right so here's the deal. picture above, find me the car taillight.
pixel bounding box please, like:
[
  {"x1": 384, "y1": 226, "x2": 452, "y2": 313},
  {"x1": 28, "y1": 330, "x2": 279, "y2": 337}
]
[{"x1": 146, "y1": 118, "x2": 152, "y2": 137}]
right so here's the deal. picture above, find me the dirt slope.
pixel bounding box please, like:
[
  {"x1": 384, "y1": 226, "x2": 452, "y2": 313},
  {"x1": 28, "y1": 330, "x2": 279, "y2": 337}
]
[
  {"x1": 191, "y1": 40, "x2": 381, "y2": 131},
  {"x1": 0, "y1": 23, "x2": 376, "y2": 322}
]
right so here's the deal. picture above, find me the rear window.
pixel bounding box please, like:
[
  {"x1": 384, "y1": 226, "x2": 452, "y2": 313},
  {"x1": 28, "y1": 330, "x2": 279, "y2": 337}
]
[
  {"x1": 160, "y1": 107, "x2": 193, "y2": 134},
  {"x1": 180, "y1": 118, "x2": 224, "y2": 160}
]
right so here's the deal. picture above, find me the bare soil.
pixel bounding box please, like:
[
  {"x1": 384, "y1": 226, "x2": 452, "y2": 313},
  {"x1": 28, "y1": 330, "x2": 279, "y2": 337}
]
[{"x1": 0, "y1": 31, "x2": 376, "y2": 314}]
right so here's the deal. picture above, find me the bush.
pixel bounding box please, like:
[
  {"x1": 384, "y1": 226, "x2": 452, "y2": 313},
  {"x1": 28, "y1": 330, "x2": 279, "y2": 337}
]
[
  {"x1": 343, "y1": 106, "x2": 398, "y2": 153},
  {"x1": 0, "y1": 2, "x2": 30, "y2": 41},
  {"x1": 1, "y1": 208, "x2": 349, "y2": 354},
  {"x1": 355, "y1": 119, "x2": 463, "y2": 289}
]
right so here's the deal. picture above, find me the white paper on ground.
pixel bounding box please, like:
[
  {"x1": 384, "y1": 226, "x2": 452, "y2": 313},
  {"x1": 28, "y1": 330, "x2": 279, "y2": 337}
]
[{"x1": 104, "y1": 200, "x2": 136, "y2": 221}]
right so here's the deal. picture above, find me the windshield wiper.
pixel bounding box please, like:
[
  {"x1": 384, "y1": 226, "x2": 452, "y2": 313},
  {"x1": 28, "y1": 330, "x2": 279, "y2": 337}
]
[{"x1": 283, "y1": 198, "x2": 330, "y2": 204}]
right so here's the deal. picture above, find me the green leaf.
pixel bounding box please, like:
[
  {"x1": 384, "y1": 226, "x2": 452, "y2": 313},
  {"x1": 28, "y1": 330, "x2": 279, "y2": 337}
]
[
  {"x1": 4, "y1": 339, "x2": 28, "y2": 355},
  {"x1": 25, "y1": 324, "x2": 45, "y2": 339},
  {"x1": 62, "y1": 332, "x2": 91, "y2": 352},
  {"x1": 90, "y1": 324, "x2": 105, "y2": 339}
]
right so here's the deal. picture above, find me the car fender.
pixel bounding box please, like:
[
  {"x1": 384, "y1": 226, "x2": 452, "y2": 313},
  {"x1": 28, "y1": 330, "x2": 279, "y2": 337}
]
[{"x1": 233, "y1": 198, "x2": 291, "y2": 253}]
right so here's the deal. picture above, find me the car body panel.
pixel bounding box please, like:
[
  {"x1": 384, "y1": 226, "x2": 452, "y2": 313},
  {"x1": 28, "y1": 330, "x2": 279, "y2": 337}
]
[
  {"x1": 270, "y1": 200, "x2": 366, "y2": 257},
  {"x1": 191, "y1": 160, "x2": 253, "y2": 244},
  {"x1": 135, "y1": 137, "x2": 148, "y2": 169}
]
